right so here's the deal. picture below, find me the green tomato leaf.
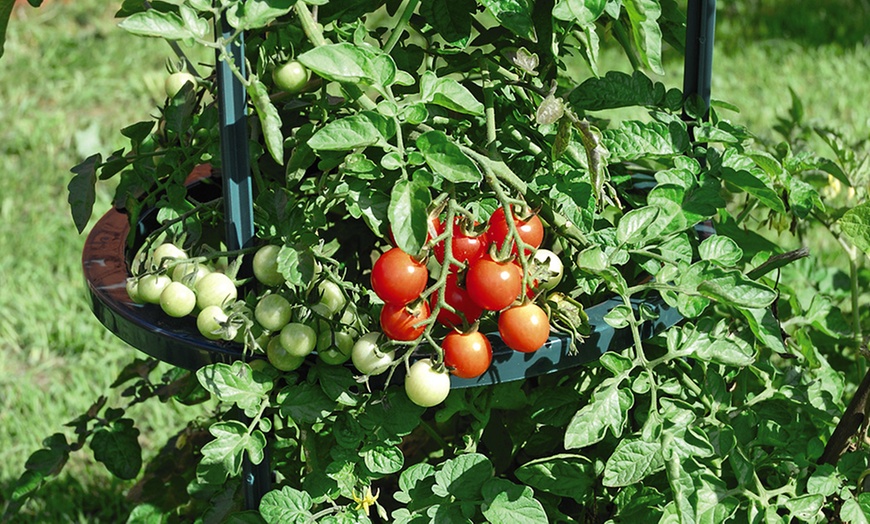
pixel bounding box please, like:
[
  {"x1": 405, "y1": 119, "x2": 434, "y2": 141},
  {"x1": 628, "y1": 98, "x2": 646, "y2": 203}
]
[
  {"x1": 478, "y1": 0, "x2": 537, "y2": 41},
  {"x1": 248, "y1": 76, "x2": 284, "y2": 164},
  {"x1": 388, "y1": 178, "x2": 431, "y2": 256},
  {"x1": 602, "y1": 437, "x2": 663, "y2": 487},
  {"x1": 623, "y1": 0, "x2": 664, "y2": 75},
  {"x1": 361, "y1": 443, "x2": 405, "y2": 474},
  {"x1": 514, "y1": 454, "x2": 596, "y2": 501},
  {"x1": 345, "y1": 178, "x2": 390, "y2": 237},
  {"x1": 277, "y1": 244, "x2": 318, "y2": 290},
  {"x1": 197, "y1": 421, "x2": 266, "y2": 484},
  {"x1": 416, "y1": 130, "x2": 482, "y2": 183},
  {"x1": 481, "y1": 478, "x2": 549, "y2": 523},
  {"x1": 278, "y1": 382, "x2": 336, "y2": 424},
  {"x1": 68, "y1": 154, "x2": 100, "y2": 234},
  {"x1": 739, "y1": 307, "x2": 787, "y2": 355},
  {"x1": 419, "y1": 71, "x2": 485, "y2": 116},
  {"x1": 616, "y1": 205, "x2": 662, "y2": 245},
  {"x1": 698, "y1": 270, "x2": 777, "y2": 309},
  {"x1": 784, "y1": 494, "x2": 824, "y2": 522},
  {"x1": 314, "y1": 364, "x2": 360, "y2": 407},
  {"x1": 259, "y1": 485, "x2": 314, "y2": 524},
  {"x1": 419, "y1": 0, "x2": 472, "y2": 47},
  {"x1": 434, "y1": 453, "x2": 493, "y2": 501},
  {"x1": 553, "y1": 0, "x2": 607, "y2": 24},
  {"x1": 24, "y1": 434, "x2": 69, "y2": 476},
  {"x1": 568, "y1": 70, "x2": 666, "y2": 111},
  {"x1": 90, "y1": 418, "x2": 142, "y2": 480},
  {"x1": 681, "y1": 321, "x2": 755, "y2": 367},
  {"x1": 234, "y1": 0, "x2": 295, "y2": 29},
  {"x1": 308, "y1": 113, "x2": 386, "y2": 151},
  {"x1": 565, "y1": 384, "x2": 632, "y2": 449},
  {"x1": 839, "y1": 493, "x2": 870, "y2": 524},
  {"x1": 118, "y1": 10, "x2": 195, "y2": 40},
  {"x1": 698, "y1": 235, "x2": 743, "y2": 266},
  {"x1": 196, "y1": 361, "x2": 273, "y2": 414},
  {"x1": 297, "y1": 42, "x2": 396, "y2": 88},
  {"x1": 603, "y1": 120, "x2": 690, "y2": 162},
  {"x1": 838, "y1": 202, "x2": 870, "y2": 255}
]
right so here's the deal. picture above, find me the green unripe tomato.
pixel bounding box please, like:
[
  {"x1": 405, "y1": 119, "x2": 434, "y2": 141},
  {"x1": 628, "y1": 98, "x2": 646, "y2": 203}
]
[
  {"x1": 351, "y1": 332, "x2": 394, "y2": 376},
  {"x1": 165, "y1": 72, "x2": 197, "y2": 98},
  {"x1": 126, "y1": 278, "x2": 145, "y2": 304},
  {"x1": 159, "y1": 281, "x2": 197, "y2": 318},
  {"x1": 138, "y1": 274, "x2": 172, "y2": 304},
  {"x1": 151, "y1": 243, "x2": 187, "y2": 270},
  {"x1": 197, "y1": 305, "x2": 228, "y2": 340},
  {"x1": 317, "y1": 280, "x2": 347, "y2": 317},
  {"x1": 253, "y1": 245, "x2": 285, "y2": 287},
  {"x1": 195, "y1": 272, "x2": 238, "y2": 310},
  {"x1": 272, "y1": 60, "x2": 309, "y2": 94},
  {"x1": 171, "y1": 261, "x2": 210, "y2": 286},
  {"x1": 279, "y1": 322, "x2": 317, "y2": 358},
  {"x1": 267, "y1": 335, "x2": 305, "y2": 371},
  {"x1": 317, "y1": 329, "x2": 354, "y2": 365},
  {"x1": 255, "y1": 294, "x2": 293, "y2": 332},
  {"x1": 404, "y1": 358, "x2": 451, "y2": 407}
]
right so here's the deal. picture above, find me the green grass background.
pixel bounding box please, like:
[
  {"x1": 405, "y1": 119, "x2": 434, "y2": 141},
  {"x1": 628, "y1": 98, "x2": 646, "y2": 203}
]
[{"x1": 0, "y1": 0, "x2": 867, "y2": 521}]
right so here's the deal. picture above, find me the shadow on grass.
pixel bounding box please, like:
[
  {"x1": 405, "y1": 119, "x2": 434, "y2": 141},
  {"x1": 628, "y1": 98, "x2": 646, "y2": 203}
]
[
  {"x1": 0, "y1": 472, "x2": 133, "y2": 524},
  {"x1": 717, "y1": 0, "x2": 870, "y2": 51}
]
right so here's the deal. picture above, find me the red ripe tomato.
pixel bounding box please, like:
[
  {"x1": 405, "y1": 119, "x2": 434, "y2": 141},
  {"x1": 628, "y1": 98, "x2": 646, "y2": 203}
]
[
  {"x1": 431, "y1": 274, "x2": 483, "y2": 328},
  {"x1": 465, "y1": 255, "x2": 522, "y2": 311},
  {"x1": 498, "y1": 303, "x2": 550, "y2": 353},
  {"x1": 371, "y1": 248, "x2": 429, "y2": 305},
  {"x1": 432, "y1": 218, "x2": 486, "y2": 266},
  {"x1": 380, "y1": 301, "x2": 431, "y2": 341},
  {"x1": 443, "y1": 331, "x2": 493, "y2": 379},
  {"x1": 487, "y1": 207, "x2": 544, "y2": 255}
]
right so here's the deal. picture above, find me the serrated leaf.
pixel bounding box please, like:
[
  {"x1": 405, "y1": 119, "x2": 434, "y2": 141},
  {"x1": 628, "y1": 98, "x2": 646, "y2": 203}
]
[
  {"x1": 603, "y1": 437, "x2": 663, "y2": 487},
  {"x1": 68, "y1": 154, "x2": 100, "y2": 234},
  {"x1": 277, "y1": 244, "x2": 318, "y2": 289},
  {"x1": 361, "y1": 443, "x2": 405, "y2": 474},
  {"x1": 603, "y1": 120, "x2": 689, "y2": 162},
  {"x1": 616, "y1": 205, "x2": 661, "y2": 245},
  {"x1": 784, "y1": 494, "x2": 824, "y2": 521},
  {"x1": 416, "y1": 130, "x2": 482, "y2": 183},
  {"x1": 839, "y1": 203, "x2": 870, "y2": 255},
  {"x1": 478, "y1": 0, "x2": 536, "y2": 41},
  {"x1": 259, "y1": 486, "x2": 314, "y2": 524},
  {"x1": 568, "y1": 70, "x2": 665, "y2": 111},
  {"x1": 434, "y1": 453, "x2": 493, "y2": 500},
  {"x1": 624, "y1": 0, "x2": 664, "y2": 75},
  {"x1": 698, "y1": 270, "x2": 777, "y2": 309},
  {"x1": 234, "y1": 0, "x2": 295, "y2": 29},
  {"x1": 90, "y1": 418, "x2": 142, "y2": 480},
  {"x1": 514, "y1": 454, "x2": 596, "y2": 500},
  {"x1": 198, "y1": 421, "x2": 266, "y2": 484},
  {"x1": 279, "y1": 382, "x2": 336, "y2": 424},
  {"x1": 297, "y1": 42, "x2": 396, "y2": 88},
  {"x1": 309, "y1": 114, "x2": 385, "y2": 151},
  {"x1": 419, "y1": 71, "x2": 484, "y2": 116},
  {"x1": 196, "y1": 361, "x2": 273, "y2": 413},
  {"x1": 698, "y1": 236, "x2": 743, "y2": 266},
  {"x1": 389, "y1": 178, "x2": 431, "y2": 256},
  {"x1": 481, "y1": 478, "x2": 547, "y2": 523},
  {"x1": 248, "y1": 77, "x2": 284, "y2": 164},
  {"x1": 553, "y1": 0, "x2": 607, "y2": 24},
  {"x1": 419, "y1": 0, "x2": 472, "y2": 46},
  {"x1": 565, "y1": 384, "x2": 632, "y2": 448},
  {"x1": 118, "y1": 10, "x2": 193, "y2": 40}
]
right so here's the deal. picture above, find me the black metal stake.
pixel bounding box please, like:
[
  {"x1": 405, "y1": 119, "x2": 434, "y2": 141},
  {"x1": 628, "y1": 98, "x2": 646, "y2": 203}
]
[
  {"x1": 683, "y1": 0, "x2": 717, "y2": 119},
  {"x1": 215, "y1": 18, "x2": 270, "y2": 510}
]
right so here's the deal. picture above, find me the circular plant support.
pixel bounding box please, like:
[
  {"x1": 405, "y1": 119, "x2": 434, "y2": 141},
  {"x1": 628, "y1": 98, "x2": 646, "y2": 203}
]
[{"x1": 82, "y1": 174, "x2": 682, "y2": 384}]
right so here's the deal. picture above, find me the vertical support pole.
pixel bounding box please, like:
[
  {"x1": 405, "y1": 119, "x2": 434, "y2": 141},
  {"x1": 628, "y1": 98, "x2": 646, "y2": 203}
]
[
  {"x1": 215, "y1": 17, "x2": 270, "y2": 510},
  {"x1": 682, "y1": 0, "x2": 717, "y2": 119},
  {"x1": 217, "y1": 17, "x2": 254, "y2": 252}
]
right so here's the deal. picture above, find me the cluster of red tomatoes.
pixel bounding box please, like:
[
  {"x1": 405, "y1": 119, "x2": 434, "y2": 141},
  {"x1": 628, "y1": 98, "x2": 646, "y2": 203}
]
[{"x1": 371, "y1": 206, "x2": 557, "y2": 380}]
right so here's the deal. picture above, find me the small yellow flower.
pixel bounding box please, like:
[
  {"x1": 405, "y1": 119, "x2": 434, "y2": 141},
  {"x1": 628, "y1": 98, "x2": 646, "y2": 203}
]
[{"x1": 353, "y1": 485, "x2": 380, "y2": 516}]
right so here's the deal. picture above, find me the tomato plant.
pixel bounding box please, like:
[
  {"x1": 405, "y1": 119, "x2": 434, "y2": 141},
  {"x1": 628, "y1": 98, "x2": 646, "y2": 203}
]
[{"x1": 35, "y1": 0, "x2": 870, "y2": 522}]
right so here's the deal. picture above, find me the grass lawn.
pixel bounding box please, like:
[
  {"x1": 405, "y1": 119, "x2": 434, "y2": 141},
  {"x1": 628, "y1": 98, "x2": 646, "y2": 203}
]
[{"x1": 0, "y1": 0, "x2": 867, "y2": 521}]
